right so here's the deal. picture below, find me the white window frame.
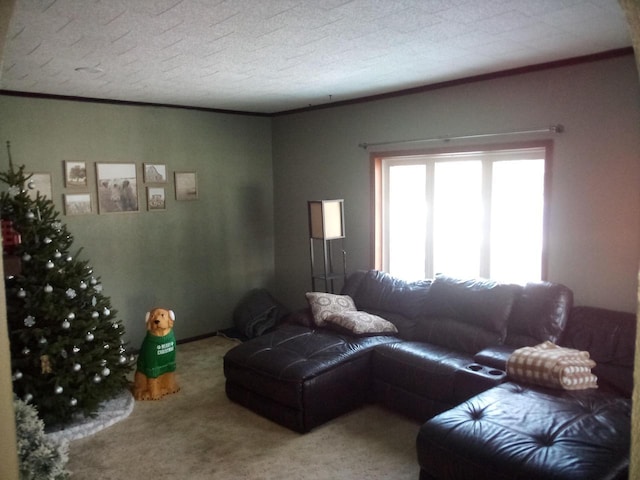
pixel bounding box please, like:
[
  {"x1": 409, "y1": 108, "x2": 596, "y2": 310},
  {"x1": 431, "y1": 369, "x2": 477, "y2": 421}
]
[{"x1": 374, "y1": 142, "x2": 552, "y2": 282}]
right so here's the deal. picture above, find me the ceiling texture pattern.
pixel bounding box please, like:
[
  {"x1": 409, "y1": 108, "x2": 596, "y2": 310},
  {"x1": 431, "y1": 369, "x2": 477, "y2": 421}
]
[{"x1": 0, "y1": 0, "x2": 632, "y2": 114}]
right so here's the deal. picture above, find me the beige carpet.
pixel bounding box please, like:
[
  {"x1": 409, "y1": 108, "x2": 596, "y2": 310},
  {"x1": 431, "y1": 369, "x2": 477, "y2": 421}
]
[{"x1": 67, "y1": 335, "x2": 421, "y2": 479}]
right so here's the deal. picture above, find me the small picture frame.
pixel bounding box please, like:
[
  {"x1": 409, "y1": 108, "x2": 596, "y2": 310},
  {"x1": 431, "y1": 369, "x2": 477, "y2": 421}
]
[
  {"x1": 146, "y1": 187, "x2": 166, "y2": 211},
  {"x1": 64, "y1": 161, "x2": 88, "y2": 187},
  {"x1": 175, "y1": 172, "x2": 198, "y2": 201},
  {"x1": 25, "y1": 173, "x2": 52, "y2": 200},
  {"x1": 96, "y1": 162, "x2": 139, "y2": 213},
  {"x1": 144, "y1": 163, "x2": 167, "y2": 183},
  {"x1": 64, "y1": 193, "x2": 92, "y2": 215}
]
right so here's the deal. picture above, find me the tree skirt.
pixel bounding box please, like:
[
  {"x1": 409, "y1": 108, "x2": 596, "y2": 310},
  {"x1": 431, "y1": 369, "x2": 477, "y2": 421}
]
[{"x1": 45, "y1": 389, "x2": 134, "y2": 443}]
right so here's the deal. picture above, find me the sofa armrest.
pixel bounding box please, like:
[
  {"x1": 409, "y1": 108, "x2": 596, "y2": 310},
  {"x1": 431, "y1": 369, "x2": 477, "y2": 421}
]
[
  {"x1": 453, "y1": 363, "x2": 506, "y2": 402},
  {"x1": 473, "y1": 345, "x2": 516, "y2": 371}
]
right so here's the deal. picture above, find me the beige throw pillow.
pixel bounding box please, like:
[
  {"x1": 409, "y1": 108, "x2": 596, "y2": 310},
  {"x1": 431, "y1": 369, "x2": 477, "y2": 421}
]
[
  {"x1": 306, "y1": 292, "x2": 356, "y2": 327},
  {"x1": 325, "y1": 311, "x2": 398, "y2": 336}
]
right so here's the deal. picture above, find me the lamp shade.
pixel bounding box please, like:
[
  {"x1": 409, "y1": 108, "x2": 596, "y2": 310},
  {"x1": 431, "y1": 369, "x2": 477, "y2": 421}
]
[{"x1": 308, "y1": 199, "x2": 345, "y2": 239}]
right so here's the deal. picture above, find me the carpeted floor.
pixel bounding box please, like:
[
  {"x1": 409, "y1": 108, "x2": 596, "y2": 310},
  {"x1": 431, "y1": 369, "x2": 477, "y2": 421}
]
[{"x1": 66, "y1": 335, "x2": 421, "y2": 479}]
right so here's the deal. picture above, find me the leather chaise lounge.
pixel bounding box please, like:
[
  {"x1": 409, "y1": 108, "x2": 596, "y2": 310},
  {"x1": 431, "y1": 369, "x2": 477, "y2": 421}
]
[
  {"x1": 224, "y1": 324, "x2": 398, "y2": 432},
  {"x1": 223, "y1": 270, "x2": 633, "y2": 479}
]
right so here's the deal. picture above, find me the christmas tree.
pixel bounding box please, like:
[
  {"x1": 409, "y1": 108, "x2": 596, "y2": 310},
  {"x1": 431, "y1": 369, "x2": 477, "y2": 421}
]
[
  {"x1": 1, "y1": 142, "x2": 133, "y2": 427},
  {"x1": 14, "y1": 395, "x2": 69, "y2": 479}
]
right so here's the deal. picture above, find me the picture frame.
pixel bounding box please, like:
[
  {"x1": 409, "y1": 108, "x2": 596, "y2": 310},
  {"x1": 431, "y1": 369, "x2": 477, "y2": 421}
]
[
  {"x1": 25, "y1": 172, "x2": 52, "y2": 201},
  {"x1": 174, "y1": 172, "x2": 198, "y2": 201},
  {"x1": 64, "y1": 160, "x2": 88, "y2": 187},
  {"x1": 95, "y1": 162, "x2": 139, "y2": 213},
  {"x1": 64, "y1": 193, "x2": 92, "y2": 216},
  {"x1": 143, "y1": 163, "x2": 167, "y2": 183},
  {"x1": 146, "y1": 187, "x2": 166, "y2": 211}
]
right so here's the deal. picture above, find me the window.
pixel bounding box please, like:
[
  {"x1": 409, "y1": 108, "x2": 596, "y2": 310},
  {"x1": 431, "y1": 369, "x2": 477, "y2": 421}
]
[{"x1": 376, "y1": 143, "x2": 550, "y2": 284}]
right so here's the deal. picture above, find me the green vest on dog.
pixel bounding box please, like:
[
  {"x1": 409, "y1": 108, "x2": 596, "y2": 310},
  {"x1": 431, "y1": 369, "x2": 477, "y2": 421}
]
[{"x1": 137, "y1": 331, "x2": 177, "y2": 378}]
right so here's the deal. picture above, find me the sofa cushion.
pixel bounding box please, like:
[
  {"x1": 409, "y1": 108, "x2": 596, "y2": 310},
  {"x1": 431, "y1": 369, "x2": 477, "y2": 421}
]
[
  {"x1": 413, "y1": 275, "x2": 520, "y2": 352},
  {"x1": 423, "y1": 275, "x2": 520, "y2": 331},
  {"x1": 411, "y1": 317, "x2": 503, "y2": 355},
  {"x1": 340, "y1": 269, "x2": 367, "y2": 299},
  {"x1": 372, "y1": 342, "x2": 472, "y2": 403},
  {"x1": 352, "y1": 270, "x2": 431, "y2": 319},
  {"x1": 325, "y1": 311, "x2": 398, "y2": 336},
  {"x1": 305, "y1": 292, "x2": 356, "y2": 327},
  {"x1": 505, "y1": 281, "x2": 573, "y2": 347},
  {"x1": 358, "y1": 309, "x2": 418, "y2": 340}
]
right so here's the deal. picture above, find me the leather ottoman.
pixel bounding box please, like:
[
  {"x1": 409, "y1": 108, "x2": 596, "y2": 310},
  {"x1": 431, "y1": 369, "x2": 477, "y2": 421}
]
[
  {"x1": 224, "y1": 324, "x2": 398, "y2": 432},
  {"x1": 416, "y1": 382, "x2": 631, "y2": 480}
]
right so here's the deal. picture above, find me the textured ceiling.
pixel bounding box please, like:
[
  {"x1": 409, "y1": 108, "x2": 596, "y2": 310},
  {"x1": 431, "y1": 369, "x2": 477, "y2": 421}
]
[{"x1": 0, "y1": 0, "x2": 632, "y2": 114}]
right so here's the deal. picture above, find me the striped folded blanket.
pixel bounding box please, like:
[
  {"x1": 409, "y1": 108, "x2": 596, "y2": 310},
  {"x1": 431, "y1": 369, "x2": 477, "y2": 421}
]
[{"x1": 507, "y1": 341, "x2": 598, "y2": 390}]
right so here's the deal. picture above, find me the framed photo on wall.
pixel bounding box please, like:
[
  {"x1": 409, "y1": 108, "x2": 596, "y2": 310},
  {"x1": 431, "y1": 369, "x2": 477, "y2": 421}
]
[
  {"x1": 25, "y1": 172, "x2": 52, "y2": 201},
  {"x1": 143, "y1": 163, "x2": 167, "y2": 183},
  {"x1": 146, "y1": 187, "x2": 166, "y2": 211},
  {"x1": 64, "y1": 160, "x2": 88, "y2": 187},
  {"x1": 64, "y1": 193, "x2": 92, "y2": 216},
  {"x1": 174, "y1": 172, "x2": 198, "y2": 201},
  {"x1": 95, "y1": 162, "x2": 139, "y2": 213}
]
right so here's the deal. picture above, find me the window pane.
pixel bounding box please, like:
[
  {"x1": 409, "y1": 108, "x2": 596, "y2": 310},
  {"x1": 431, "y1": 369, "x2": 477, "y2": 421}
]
[
  {"x1": 382, "y1": 147, "x2": 546, "y2": 284},
  {"x1": 490, "y1": 160, "x2": 544, "y2": 283},
  {"x1": 433, "y1": 161, "x2": 482, "y2": 278},
  {"x1": 388, "y1": 164, "x2": 426, "y2": 280}
]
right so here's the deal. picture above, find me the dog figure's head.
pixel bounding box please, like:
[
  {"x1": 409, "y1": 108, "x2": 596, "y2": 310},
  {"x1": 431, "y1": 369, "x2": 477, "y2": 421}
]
[{"x1": 145, "y1": 308, "x2": 175, "y2": 337}]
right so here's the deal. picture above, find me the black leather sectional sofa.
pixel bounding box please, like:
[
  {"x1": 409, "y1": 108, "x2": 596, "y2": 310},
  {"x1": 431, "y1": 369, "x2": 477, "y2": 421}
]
[{"x1": 223, "y1": 270, "x2": 633, "y2": 479}]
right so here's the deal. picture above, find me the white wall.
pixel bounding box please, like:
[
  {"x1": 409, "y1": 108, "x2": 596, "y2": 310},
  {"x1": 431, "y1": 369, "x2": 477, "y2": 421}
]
[{"x1": 272, "y1": 53, "x2": 640, "y2": 313}]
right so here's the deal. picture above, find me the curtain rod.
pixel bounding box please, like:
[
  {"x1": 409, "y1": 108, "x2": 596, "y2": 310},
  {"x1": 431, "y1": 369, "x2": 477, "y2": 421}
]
[{"x1": 358, "y1": 124, "x2": 564, "y2": 150}]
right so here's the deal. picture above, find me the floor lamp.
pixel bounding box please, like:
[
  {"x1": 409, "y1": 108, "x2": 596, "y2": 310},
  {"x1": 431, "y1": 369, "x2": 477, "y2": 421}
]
[{"x1": 308, "y1": 199, "x2": 346, "y2": 293}]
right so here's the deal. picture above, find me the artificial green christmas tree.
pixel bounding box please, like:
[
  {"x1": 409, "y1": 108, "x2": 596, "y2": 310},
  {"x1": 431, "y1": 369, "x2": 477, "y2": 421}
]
[{"x1": 1, "y1": 142, "x2": 133, "y2": 427}]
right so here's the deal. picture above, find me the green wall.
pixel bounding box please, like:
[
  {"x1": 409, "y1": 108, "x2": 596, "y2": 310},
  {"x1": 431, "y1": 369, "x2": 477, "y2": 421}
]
[
  {"x1": 0, "y1": 96, "x2": 274, "y2": 347},
  {"x1": 272, "y1": 53, "x2": 640, "y2": 313},
  {"x1": 2, "y1": 53, "x2": 639, "y2": 350}
]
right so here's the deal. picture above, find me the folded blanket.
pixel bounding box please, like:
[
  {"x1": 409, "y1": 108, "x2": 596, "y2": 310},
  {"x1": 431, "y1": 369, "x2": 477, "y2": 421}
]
[{"x1": 507, "y1": 341, "x2": 597, "y2": 390}]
